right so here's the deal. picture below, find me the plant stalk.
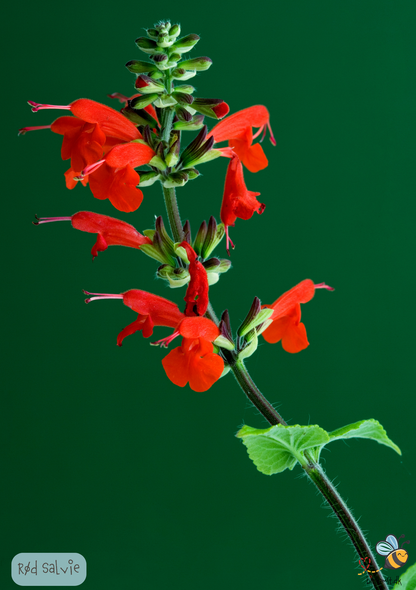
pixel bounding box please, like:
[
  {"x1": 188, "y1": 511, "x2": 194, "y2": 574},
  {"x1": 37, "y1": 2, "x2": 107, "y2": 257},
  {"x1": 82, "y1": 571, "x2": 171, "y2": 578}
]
[{"x1": 159, "y1": 133, "x2": 387, "y2": 590}]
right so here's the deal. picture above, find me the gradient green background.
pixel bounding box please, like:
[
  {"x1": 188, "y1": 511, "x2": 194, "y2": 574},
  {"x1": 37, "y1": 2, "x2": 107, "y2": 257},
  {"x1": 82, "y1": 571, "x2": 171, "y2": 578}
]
[{"x1": 3, "y1": 1, "x2": 415, "y2": 588}]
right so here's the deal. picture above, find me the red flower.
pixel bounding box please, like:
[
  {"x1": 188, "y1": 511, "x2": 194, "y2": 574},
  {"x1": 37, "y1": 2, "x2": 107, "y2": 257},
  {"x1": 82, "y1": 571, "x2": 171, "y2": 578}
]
[
  {"x1": 80, "y1": 142, "x2": 156, "y2": 212},
  {"x1": 220, "y1": 154, "x2": 265, "y2": 253},
  {"x1": 262, "y1": 280, "x2": 334, "y2": 353},
  {"x1": 161, "y1": 317, "x2": 224, "y2": 392},
  {"x1": 84, "y1": 290, "x2": 224, "y2": 391},
  {"x1": 208, "y1": 105, "x2": 276, "y2": 172},
  {"x1": 34, "y1": 211, "x2": 152, "y2": 260},
  {"x1": 84, "y1": 290, "x2": 185, "y2": 345},
  {"x1": 180, "y1": 242, "x2": 209, "y2": 316}
]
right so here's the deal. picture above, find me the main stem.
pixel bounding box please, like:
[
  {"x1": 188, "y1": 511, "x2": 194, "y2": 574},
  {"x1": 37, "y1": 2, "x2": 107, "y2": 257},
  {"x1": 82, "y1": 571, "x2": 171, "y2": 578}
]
[{"x1": 160, "y1": 141, "x2": 387, "y2": 590}]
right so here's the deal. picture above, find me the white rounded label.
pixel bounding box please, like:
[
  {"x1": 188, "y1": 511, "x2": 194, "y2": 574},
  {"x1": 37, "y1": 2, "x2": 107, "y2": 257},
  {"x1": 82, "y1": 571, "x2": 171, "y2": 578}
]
[{"x1": 11, "y1": 554, "x2": 86, "y2": 586}]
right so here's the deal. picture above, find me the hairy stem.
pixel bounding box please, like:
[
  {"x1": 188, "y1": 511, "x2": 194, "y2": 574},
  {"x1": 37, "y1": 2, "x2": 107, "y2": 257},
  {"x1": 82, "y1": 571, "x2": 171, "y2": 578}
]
[{"x1": 159, "y1": 133, "x2": 387, "y2": 590}]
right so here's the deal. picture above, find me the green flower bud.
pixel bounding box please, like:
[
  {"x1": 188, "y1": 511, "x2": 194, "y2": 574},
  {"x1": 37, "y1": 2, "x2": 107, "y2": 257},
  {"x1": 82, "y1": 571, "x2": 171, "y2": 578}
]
[
  {"x1": 170, "y1": 34, "x2": 200, "y2": 54},
  {"x1": 201, "y1": 217, "x2": 225, "y2": 259},
  {"x1": 170, "y1": 53, "x2": 181, "y2": 62},
  {"x1": 255, "y1": 319, "x2": 273, "y2": 337},
  {"x1": 130, "y1": 94, "x2": 158, "y2": 109},
  {"x1": 155, "y1": 21, "x2": 171, "y2": 33},
  {"x1": 174, "y1": 243, "x2": 190, "y2": 264},
  {"x1": 153, "y1": 94, "x2": 177, "y2": 108},
  {"x1": 149, "y1": 155, "x2": 167, "y2": 171},
  {"x1": 217, "y1": 258, "x2": 231, "y2": 273},
  {"x1": 238, "y1": 331, "x2": 258, "y2": 360},
  {"x1": 140, "y1": 238, "x2": 173, "y2": 265},
  {"x1": 138, "y1": 171, "x2": 160, "y2": 187},
  {"x1": 173, "y1": 85, "x2": 195, "y2": 94},
  {"x1": 178, "y1": 126, "x2": 215, "y2": 169},
  {"x1": 147, "y1": 28, "x2": 159, "y2": 39},
  {"x1": 238, "y1": 298, "x2": 274, "y2": 338},
  {"x1": 192, "y1": 220, "x2": 207, "y2": 257},
  {"x1": 135, "y1": 74, "x2": 166, "y2": 94},
  {"x1": 150, "y1": 53, "x2": 169, "y2": 70},
  {"x1": 125, "y1": 60, "x2": 158, "y2": 74},
  {"x1": 186, "y1": 168, "x2": 200, "y2": 180},
  {"x1": 213, "y1": 334, "x2": 235, "y2": 351},
  {"x1": 167, "y1": 268, "x2": 191, "y2": 289},
  {"x1": 135, "y1": 37, "x2": 160, "y2": 55},
  {"x1": 173, "y1": 115, "x2": 205, "y2": 131},
  {"x1": 171, "y1": 68, "x2": 196, "y2": 81},
  {"x1": 169, "y1": 24, "x2": 181, "y2": 39},
  {"x1": 162, "y1": 171, "x2": 189, "y2": 188},
  {"x1": 157, "y1": 32, "x2": 174, "y2": 48},
  {"x1": 165, "y1": 132, "x2": 181, "y2": 168},
  {"x1": 175, "y1": 106, "x2": 193, "y2": 122},
  {"x1": 121, "y1": 106, "x2": 158, "y2": 128},
  {"x1": 148, "y1": 70, "x2": 164, "y2": 80},
  {"x1": 171, "y1": 92, "x2": 194, "y2": 107},
  {"x1": 155, "y1": 216, "x2": 176, "y2": 260},
  {"x1": 180, "y1": 56, "x2": 212, "y2": 71}
]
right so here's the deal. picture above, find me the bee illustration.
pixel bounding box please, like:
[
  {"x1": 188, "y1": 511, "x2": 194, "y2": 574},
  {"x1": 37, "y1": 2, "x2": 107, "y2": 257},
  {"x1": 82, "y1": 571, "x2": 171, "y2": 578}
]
[{"x1": 376, "y1": 534, "x2": 410, "y2": 569}]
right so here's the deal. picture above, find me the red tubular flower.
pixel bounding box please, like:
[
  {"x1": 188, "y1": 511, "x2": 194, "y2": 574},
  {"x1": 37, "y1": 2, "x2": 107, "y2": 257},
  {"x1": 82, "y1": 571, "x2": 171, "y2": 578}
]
[
  {"x1": 220, "y1": 154, "x2": 265, "y2": 253},
  {"x1": 81, "y1": 142, "x2": 156, "y2": 212},
  {"x1": 35, "y1": 212, "x2": 152, "y2": 260},
  {"x1": 84, "y1": 290, "x2": 185, "y2": 346},
  {"x1": 179, "y1": 242, "x2": 209, "y2": 316},
  {"x1": 161, "y1": 317, "x2": 224, "y2": 392},
  {"x1": 262, "y1": 280, "x2": 334, "y2": 353},
  {"x1": 207, "y1": 105, "x2": 276, "y2": 172}
]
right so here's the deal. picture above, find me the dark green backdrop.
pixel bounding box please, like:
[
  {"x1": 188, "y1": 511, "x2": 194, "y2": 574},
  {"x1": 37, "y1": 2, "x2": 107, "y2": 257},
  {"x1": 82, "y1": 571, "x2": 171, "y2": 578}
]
[{"x1": 3, "y1": 1, "x2": 415, "y2": 589}]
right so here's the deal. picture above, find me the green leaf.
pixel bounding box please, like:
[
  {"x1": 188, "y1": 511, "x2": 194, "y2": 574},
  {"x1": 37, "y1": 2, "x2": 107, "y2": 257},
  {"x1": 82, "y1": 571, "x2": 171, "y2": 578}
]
[
  {"x1": 399, "y1": 562, "x2": 416, "y2": 590},
  {"x1": 327, "y1": 419, "x2": 401, "y2": 455},
  {"x1": 236, "y1": 424, "x2": 329, "y2": 475}
]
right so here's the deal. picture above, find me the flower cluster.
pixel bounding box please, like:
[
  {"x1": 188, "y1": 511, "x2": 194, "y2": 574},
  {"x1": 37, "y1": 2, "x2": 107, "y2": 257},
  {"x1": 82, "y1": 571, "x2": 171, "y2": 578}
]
[{"x1": 23, "y1": 20, "x2": 333, "y2": 392}]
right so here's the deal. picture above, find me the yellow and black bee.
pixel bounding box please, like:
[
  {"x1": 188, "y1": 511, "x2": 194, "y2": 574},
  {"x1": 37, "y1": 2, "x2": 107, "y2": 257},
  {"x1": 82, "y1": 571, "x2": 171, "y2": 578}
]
[{"x1": 376, "y1": 534, "x2": 410, "y2": 569}]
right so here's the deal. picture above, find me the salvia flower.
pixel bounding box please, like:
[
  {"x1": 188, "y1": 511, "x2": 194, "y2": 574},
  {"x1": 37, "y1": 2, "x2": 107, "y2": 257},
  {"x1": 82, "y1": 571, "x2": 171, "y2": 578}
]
[
  {"x1": 79, "y1": 142, "x2": 156, "y2": 212},
  {"x1": 161, "y1": 317, "x2": 224, "y2": 392},
  {"x1": 220, "y1": 154, "x2": 265, "y2": 253},
  {"x1": 84, "y1": 289, "x2": 185, "y2": 346},
  {"x1": 34, "y1": 212, "x2": 152, "y2": 260},
  {"x1": 208, "y1": 105, "x2": 276, "y2": 172},
  {"x1": 262, "y1": 280, "x2": 334, "y2": 353},
  {"x1": 179, "y1": 242, "x2": 209, "y2": 316}
]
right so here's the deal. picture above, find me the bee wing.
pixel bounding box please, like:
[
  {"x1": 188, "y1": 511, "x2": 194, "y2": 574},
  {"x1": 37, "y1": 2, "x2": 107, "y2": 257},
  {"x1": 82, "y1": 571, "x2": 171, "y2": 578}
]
[
  {"x1": 376, "y1": 541, "x2": 394, "y2": 555},
  {"x1": 386, "y1": 535, "x2": 399, "y2": 549}
]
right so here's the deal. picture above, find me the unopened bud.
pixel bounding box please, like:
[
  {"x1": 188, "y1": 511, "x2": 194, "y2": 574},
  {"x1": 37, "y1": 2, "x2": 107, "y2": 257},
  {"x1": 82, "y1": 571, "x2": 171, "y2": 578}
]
[
  {"x1": 238, "y1": 298, "x2": 274, "y2": 338},
  {"x1": 130, "y1": 94, "x2": 158, "y2": 110},
  {"x1": 121, "y1": 106, "x2": 158, "y2": 128},
  {"x1": 135, "y1": 74, "x2": 166, "y2": 94},
  {"x1": 193, "y1": 221, "x2": 207, "y2": 257},
  {"x1": 155, "y1": 21, "x2": 171, "y2": 33},
  {"x1": 147, "y1": 28, "x2": 159, "y2": 39},
  {"x1": 169, "y1": 24, "x2": 181, "y2": 39},
  {"x1": 167, "y1": 267, "x2": 190, "y2": 289},
  {"x1": 201, "y1": 217, "x2": 225, "y2": 259},
  {"x1": 125, "y1": 60, "x2": 158, "y2": 74},
  {"x1": 149, "y1": 154, "x2": 167, "y2": 171},
  {"x1": 157, "y1": 32, "x2": 174, "y2": 48},
  {"x1": 174, "y1": 85, "x2": 195, "y2": 94},
  {"x1": 135, "y1": 37, "x2": 160, "y2": 55},
  {"x1": 175, "y1": 106, "x2": 193, "y2": 122},
  {"x1": 138, "y1": 170, "x2": 160, "y2": 187},
  {"x1": 172, "y1": 92, "x2": 194, "y2": 106},
  {"x1": 165, "y1": 132, "x2": 181, "y2": 167},
  {"x1": 148, "y1": 70, "x2": 164, "y2": 80},
  {"x1": 155, "y1": 216, "x2": 176, "y2": 260},
  {"x1": 180, "y1": 56, "x2": 212, "y2": 71},
  {"x1": 153, "y1": 94, "x2": 177, "y2": 108},
  {"x1": 162, "y1": 171, "x2": 189, "y2": 188},
  {"x1": 238, "y1": 331, "x2": 258, "y2": 360},
  {"x1": 172, "y1": 68, "x2": 196, "y2": 81},
  {"x1": 186, "y1": 168, "x2": 199, "y2": 180},
  {"x1": 170, "y1": 34, "x2": 200, "y2": 54},
  {"x1": 182, "y1": 220, "x2": 191, "y2": 245},
  {"x1": 192, "y1": 98, "x2": 230, "y2": 120},
  {"x1": 151, "y1": 53, "x2": 169, "y2": 67},
  {"x1": 173, "y1": 115, "x2": 205, "y2": 131}
]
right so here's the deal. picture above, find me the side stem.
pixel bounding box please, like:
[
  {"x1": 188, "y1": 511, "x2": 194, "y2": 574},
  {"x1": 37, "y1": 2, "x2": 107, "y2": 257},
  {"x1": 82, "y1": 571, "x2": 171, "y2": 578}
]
[{"x1": 160, "y1": 156, "x2": 387, "y2": 590}]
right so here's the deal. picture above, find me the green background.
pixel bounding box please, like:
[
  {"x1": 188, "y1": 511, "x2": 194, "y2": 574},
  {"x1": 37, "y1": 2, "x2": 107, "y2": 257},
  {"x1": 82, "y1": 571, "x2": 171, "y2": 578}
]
[{"x1": 3, "y1": 1, "x2": 415, "y2": 588}]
